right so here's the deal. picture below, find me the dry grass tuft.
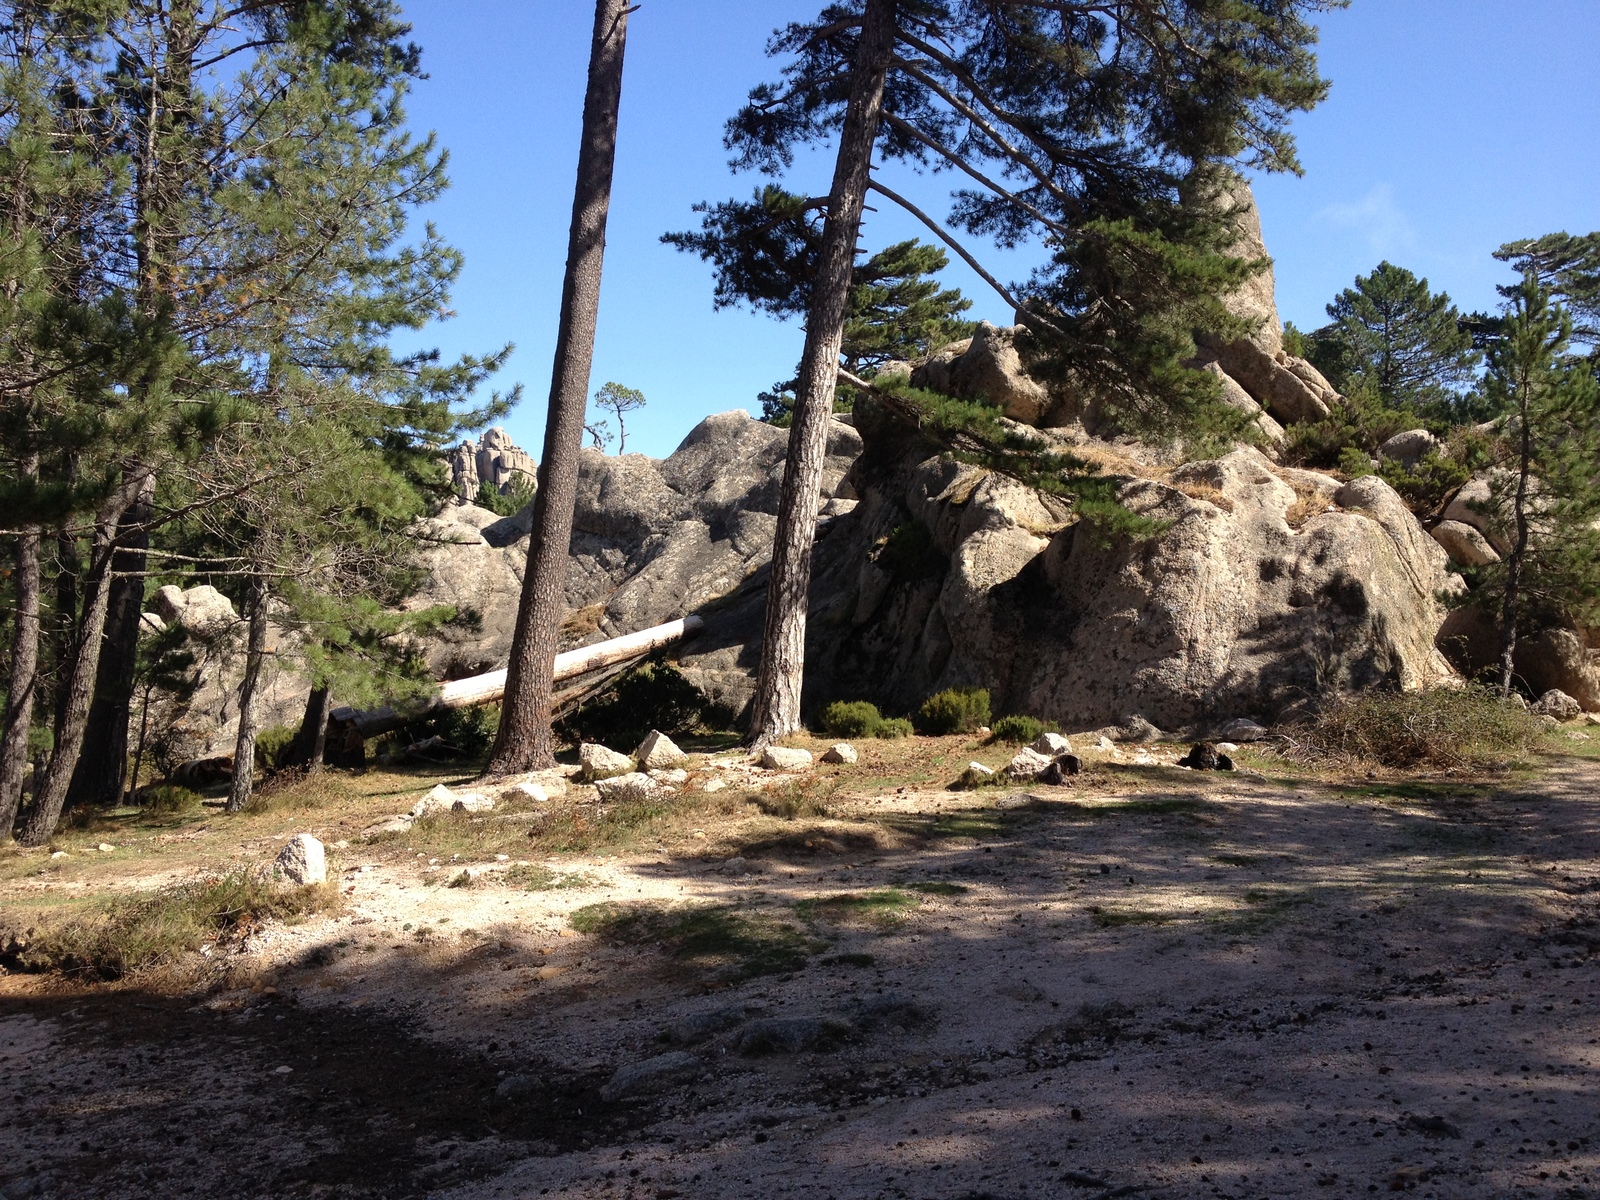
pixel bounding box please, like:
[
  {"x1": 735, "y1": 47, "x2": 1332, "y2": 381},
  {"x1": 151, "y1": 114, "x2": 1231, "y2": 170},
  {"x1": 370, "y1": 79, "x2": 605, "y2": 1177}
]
[
  {"x1": 561, "y1": 603, "x2": 608, "y2": 639},
  {"x1": 1175, "y1": 481, "x2": 1235, "y2": 512}
]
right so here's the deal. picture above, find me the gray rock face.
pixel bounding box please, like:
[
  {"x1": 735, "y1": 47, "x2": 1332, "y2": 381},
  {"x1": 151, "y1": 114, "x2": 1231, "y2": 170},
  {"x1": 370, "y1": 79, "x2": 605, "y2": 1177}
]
[
  {"x1": 579, "y1": 743, "x2": 634, "y2": 782},
  {"x1": 1379, "y1": 428, "x2": 1443, "y2": 468},
  {"x1": 598, "y1": 1051, "x2": 702, "y2": 1101},
  {"x1": 1431, "y1": 519, "x2": 1500, "y2": 567},
  {"x1": 1030, "y1": 732, "x2": 1073, "y2": 756},
  {"x1": 821, "y1": 743, "x2": 858, "y2": 764},
  {"x1": 594, "y1": 772, "x2": 670, "y2": 804},
  {"x1": 634, "y1": 730, "x2": 688, "y2": 771},
  {"x1": 1215, "y1": 718, "x2": 1270, "y2": 742},
  {"x1": 411, "y1": 784, "x2": 493, "y2": 818},
  {"x1": 1006, "y1": 747, "x2": 1053, "y2": 781},
  {"x1": 273, "y1": 834, "x2": 325, "y2": 885},
  {"x1": 734, "y1": 1017, "x2": 854, "y2": 1056},
  {"x1": 911, "y1": 321, "x2": 1056, "y2": 424},
  {"x1": 1531, "y1": 688, "x2": 1582, "y2": 721},
  {"x1": 759, "y1": 746, "x2": 813, "y2": 771}
]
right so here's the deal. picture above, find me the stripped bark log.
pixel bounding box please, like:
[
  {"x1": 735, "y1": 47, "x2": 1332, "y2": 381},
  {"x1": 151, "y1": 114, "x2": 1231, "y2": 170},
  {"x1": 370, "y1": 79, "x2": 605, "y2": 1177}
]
[{"x1": 330, "y1": 615, "x2": 704, "y2": 741}]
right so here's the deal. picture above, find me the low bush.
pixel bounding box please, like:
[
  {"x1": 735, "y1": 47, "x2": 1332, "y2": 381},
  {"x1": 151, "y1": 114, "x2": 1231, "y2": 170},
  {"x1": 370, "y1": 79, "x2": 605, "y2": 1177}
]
[
  {"x1": 916, "y1": 687, "x2": 991, "y2": 736},
  {"x1": 1282, "y1": 685, "x2": 1546, "y2": 772},
  {"x1": 3, "y1": 872, "x2": 338, "y2": 980},
  {"x1": 989, "y1": 714, "x2": 1055, "y2": 745},
  {"x1": 139, "y1": 784, "x2": 203, "y2": 814},
  {"x1": 254, "y1": 724, "x2": 297, "y2": 770},
  {"x1": 873, "y1": 717, "x2": 914, "y2": 739},
  {"x1": 819, "y1": 700, "x2": 884, "y2": 738}
]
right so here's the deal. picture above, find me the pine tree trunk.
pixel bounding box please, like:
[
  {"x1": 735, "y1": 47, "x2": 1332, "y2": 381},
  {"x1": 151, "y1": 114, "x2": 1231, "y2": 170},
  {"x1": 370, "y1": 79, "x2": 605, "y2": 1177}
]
[
  {"x1": 66, "y1": 472, "x2": 154, "y2": 809},
  {"x1": 746, "y1": 0, "x2": 899, "y2": 746},
  {"x1": 1498, "y1": 384, "x2": 1535, "y2": 697},
  {"x1": 225, "y1": 573, "x2": 270, "y2": 813},
  {"x1": 0, "y1": 454, "x2": 42, "y2": 840},
  {"x1": 15, "y1": 473, "x2": 147, "y2": 847},
  {"x1": 488, "y1": 0, "x2": 632, "y2": 775},
  {"x1": 282, "y1": 685, "x2": 332, "y2": 774}
]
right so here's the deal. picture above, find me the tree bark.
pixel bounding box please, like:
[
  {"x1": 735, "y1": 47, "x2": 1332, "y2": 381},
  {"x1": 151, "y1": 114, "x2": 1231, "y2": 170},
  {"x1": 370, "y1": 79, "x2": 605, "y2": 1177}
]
[
  {"x1": 281, "y1": 685, "x2": 332, "y2": 774},
  {"x1": 487, "y1": 0, "x2": 632, "y2": 774},
  {"x1": 16, "y1": 471, "x2": 149, "y2": 847},
  {"x1": 0, "y1": 454, "x2": 42, "y2": 840},
  {"x1": 66, "y1": 472, "x2": 154, "y2": 809},
  {"x1": 746, "y1": 0, "x2": 899, "y2": 746},
  {"x1": 225, "y1": 572, "x2": 270, "y2": 812},
  {"x1": 1498, "y1": 379, "x2": 1534, "y2": 697}
]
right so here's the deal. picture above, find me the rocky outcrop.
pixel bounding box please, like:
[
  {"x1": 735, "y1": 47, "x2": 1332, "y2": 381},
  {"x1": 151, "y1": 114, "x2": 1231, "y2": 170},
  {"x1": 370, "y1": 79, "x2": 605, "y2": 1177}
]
[{"x1": 449, "y1": 426, "x2": 537, "y2": 503}]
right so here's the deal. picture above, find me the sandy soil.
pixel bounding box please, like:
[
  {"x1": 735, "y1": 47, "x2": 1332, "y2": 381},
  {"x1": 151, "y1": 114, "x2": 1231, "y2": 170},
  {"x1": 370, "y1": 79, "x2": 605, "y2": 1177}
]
[{"x1": 1, "y1": 742, "x2": 1596, "y2": 1200}]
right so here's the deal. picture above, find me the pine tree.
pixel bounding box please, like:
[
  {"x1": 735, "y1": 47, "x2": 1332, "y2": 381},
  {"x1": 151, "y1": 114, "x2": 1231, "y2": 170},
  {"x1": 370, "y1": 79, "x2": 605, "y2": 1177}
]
[
  {"x1": 1496, "y1": 232, "x2": 1600, "y2": 350},
  {"x1": 489, "y1": 0, "x2": 633, "y2": 775},
  {"x1": 1466, "y1": 274, "x2": 1600, "y2": 696},
  {"x1": 688, "y1": 0, "x2": 1337, "y2": 743},
  {"x1": 1306, "y1": 261, "x2": 1481, "y2": 416}
]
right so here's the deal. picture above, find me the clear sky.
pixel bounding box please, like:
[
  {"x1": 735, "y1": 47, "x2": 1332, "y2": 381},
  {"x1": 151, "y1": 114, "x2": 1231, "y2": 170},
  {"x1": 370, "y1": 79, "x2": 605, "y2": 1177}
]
[{"x1": 393, "y1": 1, "x2": 1600, "y2": 460}]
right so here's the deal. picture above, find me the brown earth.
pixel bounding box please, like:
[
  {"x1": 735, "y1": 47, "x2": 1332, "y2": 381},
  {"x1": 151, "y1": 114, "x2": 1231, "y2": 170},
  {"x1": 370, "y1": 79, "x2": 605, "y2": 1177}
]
[{"x1": 1, "y1": 736, "x2": 1597, "y2": 1200}]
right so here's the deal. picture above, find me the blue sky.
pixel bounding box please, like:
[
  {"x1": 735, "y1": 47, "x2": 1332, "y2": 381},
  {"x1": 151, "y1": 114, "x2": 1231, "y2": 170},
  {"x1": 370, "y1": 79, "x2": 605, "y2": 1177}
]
[{"x1": 394, "y1": 1, "x2": 1600, "y2": 460}]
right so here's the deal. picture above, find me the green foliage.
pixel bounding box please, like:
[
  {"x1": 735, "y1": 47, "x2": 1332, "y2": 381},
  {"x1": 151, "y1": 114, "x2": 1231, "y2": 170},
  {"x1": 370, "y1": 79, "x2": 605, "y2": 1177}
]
[
  {"x1": 819, "y1": 700, "x2": 884, "y2": 739},
  {"x1": 475, "y1": 476, "x2": 535, "y2": 516},
  {"x1": 4, "y1": 872, "x2": 338, "y2": 980},
  {"x1": 591, "y1": 381, "x2": 647, "y2": 452},
  {"x1": 569, "y1": 900, "x2": 817, "y2": 981},
  {"x1": 139, "y1": 785, "x2": 203, "y2": 815},
  {"x1": 254, "y1": 725, "x2": 298, "y2": 771},
  {"x1": 795, "y1": 889, "x2": 919, "y2": 930},
  {"x1": 916, "y1": 688, "x2": 992, "y2": 736},
  {"x1": 873, "y1": 717, "x2": 914, "y2": 740},
  {"x1": 557, "y1": 663, "x2": 714, "y2": 752},
  {"x1": 1303, "y1": 261, "x2": 1482, "y2": 417},
  {"x1": 1465, "y1": 274, "x2": 1600, "y2": 641},
  {"x1": 1284, "y1": 685, "x2": 1545, "y2": 772},
  {"x1": 387, "y1": 704, "x2": 500, "y2": 763},
  {"x1": 877, "y1": 521, "x2": 945, "y2": 581},
  {"x1": 1283, "y1": 377, "x2": 1427, "y2": 470},
  {"x1": 989, "y1": 715, "x2": 1055, "y2": 746},
  {"x1": 1496, "y1": 231, "x2": 1600, "y2": 348}
]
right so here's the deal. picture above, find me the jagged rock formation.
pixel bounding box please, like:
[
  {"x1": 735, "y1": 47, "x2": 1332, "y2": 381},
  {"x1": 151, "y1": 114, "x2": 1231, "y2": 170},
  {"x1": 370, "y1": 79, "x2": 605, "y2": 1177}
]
[{"x1": 448, "y1": 426, "x2": 537, "y2": 503}]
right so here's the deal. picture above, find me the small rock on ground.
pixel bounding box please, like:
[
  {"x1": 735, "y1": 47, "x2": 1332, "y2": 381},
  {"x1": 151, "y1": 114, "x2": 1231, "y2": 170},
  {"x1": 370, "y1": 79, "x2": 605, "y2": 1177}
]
[
  {"x1": 598, "y1": 1051, "x2": 702, "y2": 1101},
  {"x1": 821, "y1": 743, "x2": 858, "y2": 765},
  {"x1": 634, "y1": 729, "x2": 688, "y2": 771},
  {"x1": 760, "y1": 746, "x2": 813, "y2": 771},
  {"x1": 594, "y1": 772, "x2": 671, "y2": 804},
  {"x1": 1006, "y1": 747, "x2": 1052, "y2": 781},
  {"x1": 274, "y1": 834, "x2": 326, "y2": 885},
  {"x1": 579, "y1": 743, "x2": 634, "y2": 781},
  {"x1": 1030, "y1": 732, "x2": 1073, "y2": 756},
  {"x1": 734, "y1": 1017, "x2": 854, "y2": 1056}
]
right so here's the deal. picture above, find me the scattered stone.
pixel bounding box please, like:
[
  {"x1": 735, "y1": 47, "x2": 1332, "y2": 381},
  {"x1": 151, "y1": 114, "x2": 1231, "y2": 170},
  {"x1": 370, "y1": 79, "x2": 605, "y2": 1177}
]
[
  {"x1": 362, "y1": 815, "x2": 414, "y2": 836},
  {"x1": 1118, "y1": 715, "x2": 1162, "y2": 743},
  {"x1": 1377, "y1": 428, "x2": 1443, "y2": 468},
  {"x1": 598, "y1": 1051, "x2": 702, "y2": 1101},
  {"x1": 759, "y1": 746, "x2": 813, "y2": 771},
  {"x1": 959, "y1": 762, "x2": 996, "y2": 788},
  {"x1": 716, "y1": 856, "x2": 753, "y2": 876},
  {"x1": 411, "y1": 784, "x2": 494, "y2": 819},
  {"x1": 1039, "y1": 754, "x2": 1082, "y2": 785},
  {"x1": 50, "y1": 850, "x2": 68, "y2": 859},
  {"x1": 1094, "y1": 736, "x2": 1116, "y2": 752},
  {"x1": 506, "y1": 781, "x2": 552, "y2": 804},
  {"x1": 664, "y1": 1006, "x2": 755, "y2": 1045},
  {"x1": 273, "y1": 834, "x2": 326, "y2": 885},
  {"x1": 702, "y1": 778, "x2": 727, "y2": 793},
  {"x1": 734, "y1": 1016, "x2": 854, "y2": 1056},
  {"x1": 95, "y1": 843, "x2": 115, "y2": 853},
  {"x1": 1215, "y1": 718, "x2": 1270, "y2": 742},
  {"x1": 1029, "y1": 732, "x2": 1073, "y2": 757},
  {"x1": 1568, "y1": 731, "x2": 1590, "y2": 742},
  {"x1": 1176, "y1": 743, "x2": 1234, "y2": 771},
  {"x1": 173, "y1": 584, "x2": 239, "y2": 639},
  {"x1": 1534, "y1": 713, "x2": 1560, "y2": 729},
  {"x1": 634, "y1": 729, "x2": 688, "y2": 770},
  {"x1": 1214, "y1": 742, "x2": 1240, "y2": 754},
  {"x1": 1430, "y1": 519, "x2": 1500, "y2": 568},
  {"x1": 821, "y1": 743, "x2": 858, "y2": 765},
  {"x1": 647, "y1": 768, "x2": 689, "y2": 785},
  {"x1": 580, "y1": 743, "x2": 635, "y2": 782},
  {"x1": 594, "y1": 772, "x2": 670, "y2": 804},
  {"x1": 1531, "y1": 689, "x2": 1582, "y2": 722},
  {"x1": 494, "y1": 1074, "x2": 536, "y2": 1102},
  {"x1": 1006, "y1": 747, "x2": 1053, "y2": 781}
]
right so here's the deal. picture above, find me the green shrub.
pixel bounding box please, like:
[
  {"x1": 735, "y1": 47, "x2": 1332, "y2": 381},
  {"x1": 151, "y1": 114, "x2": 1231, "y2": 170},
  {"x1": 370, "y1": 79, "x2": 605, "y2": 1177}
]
[
  {"x1": 140, "y1": 784, "x2": 203, "y2": 815},
  {"x1": 874, "y1": 717, "x2": 914, "y2": 739},
  {"x1": 255, "y1": 724, "x2": 297, "y2": 770},
  {"x1": 1284, "y1": 684, "x2": 1546, "y2": 772},
  {"x1": 820, "y1": 700, "x2": 883, "y2": 738},
  {"x1": 916, "y1": 687, "x2": 991, "y2": 735},
  {"x1": 556, "y1": 662, "x2": 710, "y2": 751},
  {"x1": 989, "y1": 714, "x2": 1054, "y2": 745}
]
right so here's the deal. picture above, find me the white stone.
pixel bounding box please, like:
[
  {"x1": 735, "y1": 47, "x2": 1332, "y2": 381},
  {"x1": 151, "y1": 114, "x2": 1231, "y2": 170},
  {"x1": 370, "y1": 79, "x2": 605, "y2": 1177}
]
[
  {"x1": 959, "y1": 762, "x2": 996, "y2": 788},
  {"x1": 411, "y1": 783, "x2": 495, "y2": 819},
  {"x1": 594, "y1": 772, "x2": 670, "y2": 804},
  {"x1": 1216, "y1": 718, "x2": 1270, "y2": 742},
  {"x1": 508, "y1": 782, "x2": 551, "y2": 804},
  {"x1": 634, "y1": 729, "x2": 689, "y2": 771},
  {"x1": 580, "y1": 742, "x2": 635, "y2": 781},
  {"x1": 1094, "y1": 736, "x2": 1116, "y2": 752},
  {"x1": 1430, "y1": 519, "x2": 1500, "y2": 568},
  {"x1": 1006, "y1": 747, "x2": 1053, "y2": 781},
  {"x1": 1029, "y1": 732, "x2": 1073, "y2": 756},
  {"x1": 138, "y1": 612, "x2": 166, "y2": 634},
  {"x1": 274, "y1": 834, "x2": 326, "y2": 885},
  {"x1": 759, "y1": 746, "x2": 813, "y2": 771},
  {"x1": 821, "y1": 743, "x2": 858, "y2": 764},
  {"x1": 648, "y1": 768, "x2": 689, "y2": 785},
  {"x1": 175, "y1": 584, "x2": 238, "y2": 639},
  {"x1": 702, "y1": 778, "x2": 727, "y2": 793},
  {"x1": 1214, "y1": 742, "x2": 1240, "y2": 754}
]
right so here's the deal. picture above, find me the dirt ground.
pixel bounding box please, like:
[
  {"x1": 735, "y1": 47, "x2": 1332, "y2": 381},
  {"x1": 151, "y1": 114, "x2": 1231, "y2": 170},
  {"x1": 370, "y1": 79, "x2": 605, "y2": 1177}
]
[{"x1": 1, "y1": 735, "x2": 1597, "y2": 1200}]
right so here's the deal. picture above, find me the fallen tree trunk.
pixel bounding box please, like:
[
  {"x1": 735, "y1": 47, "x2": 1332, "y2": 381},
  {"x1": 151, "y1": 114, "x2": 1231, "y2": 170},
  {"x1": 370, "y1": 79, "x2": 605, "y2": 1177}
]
[{"x1": 329, "y1": 615, "x2": 705, "y2": 742}]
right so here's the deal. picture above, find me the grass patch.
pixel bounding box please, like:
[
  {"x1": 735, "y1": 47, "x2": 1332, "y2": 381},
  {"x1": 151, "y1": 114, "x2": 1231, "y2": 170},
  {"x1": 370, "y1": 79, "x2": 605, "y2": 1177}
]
[
  {"x1": 904, "y1": 880, "x2": 969, "y2": 896},
  {"x1": 751, "y1": 782, "x2": 833, "y2": 820},
  {"x1": 499, "y1": 864, "x2": 596, "y2": 891},
  {"x1": 1211, "y1": 887, "x2": 1314, "y2": 935},
  {"x1": 569, "y1": 901, "x2": 819, "y2": 980},
  {"x1": 1088, "y1": 906, "x2": 1176, "y2": 928},
  {"x1": 1281, "y1": 685, "x2": 1546, "y2": 773},
  {"x1": 796, "y1": 888, "x2": 919, "y2": 930},
  {"x1": 2, "y1": 872, "x2": 339, "y2": 980}
]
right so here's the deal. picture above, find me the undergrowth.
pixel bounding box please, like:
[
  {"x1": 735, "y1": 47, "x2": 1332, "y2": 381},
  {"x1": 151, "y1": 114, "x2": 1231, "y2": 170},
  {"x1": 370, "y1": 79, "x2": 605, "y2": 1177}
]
[
  {"x1": 1281, "y1": 685, "x2": 1546, "y2": 773},
  {"x1": 2, "y1": 872, "x2": 339, "y2": 980},
  {"x1": 569, "y1": 900, "x2": 819, "y2": 980}
]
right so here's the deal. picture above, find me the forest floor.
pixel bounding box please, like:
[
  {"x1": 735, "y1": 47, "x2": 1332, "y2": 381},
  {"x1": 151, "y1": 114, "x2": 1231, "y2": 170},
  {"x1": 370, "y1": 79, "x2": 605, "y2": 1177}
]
[{"x1": 0, "y1": 733, "x2": 1597, "y2": 1200}]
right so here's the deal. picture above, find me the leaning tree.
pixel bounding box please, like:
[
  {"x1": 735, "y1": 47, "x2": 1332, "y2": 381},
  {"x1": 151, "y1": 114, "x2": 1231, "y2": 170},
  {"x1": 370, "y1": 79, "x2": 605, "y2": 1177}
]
[{"x1": 680, "y1": 0, "x2": 1341, "y2": 744}]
